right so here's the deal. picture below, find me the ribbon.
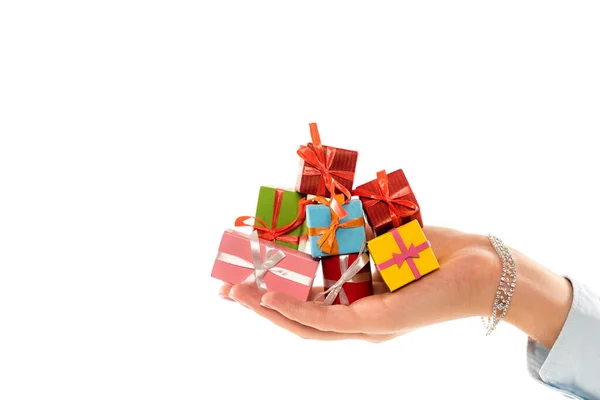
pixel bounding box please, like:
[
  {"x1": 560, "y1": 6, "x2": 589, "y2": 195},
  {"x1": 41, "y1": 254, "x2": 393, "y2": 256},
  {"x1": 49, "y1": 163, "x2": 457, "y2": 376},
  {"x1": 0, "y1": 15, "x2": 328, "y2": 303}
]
[
  {"x1": 235, "y1": 189, "x2": 308, "y2": 246},
  {"x1": 307, "y1": 196, "x2": 364, "y2": 254},
  {"x1": 377, "y1": 228, "x2": 430, "y2": 280},
  {"x1": 297, "y1": 122, "x2": 354, "y2": 211},
  {"x1": 314, "y1": 243, "x2": 371, "y2": 305},
  {"x1": 352, "y1": 170, "x2": 419, "y2": 228},
  {"x1": 215, "y1": 231, "x2": 313, "y2": 290}
]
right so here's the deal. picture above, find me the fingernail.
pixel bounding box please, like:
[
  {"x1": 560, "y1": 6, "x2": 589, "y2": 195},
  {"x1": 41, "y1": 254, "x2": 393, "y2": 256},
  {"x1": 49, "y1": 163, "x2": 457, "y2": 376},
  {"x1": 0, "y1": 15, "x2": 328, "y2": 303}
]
[
  {"x1": 260, "y1": 302, "x2": 274, "y2": 310},
  {"x1": 219, "y1": 294, "x2": 234, "y2": 302},
  {"x1": 228, "y1": 293, "x2": 249, "y2": 308}
]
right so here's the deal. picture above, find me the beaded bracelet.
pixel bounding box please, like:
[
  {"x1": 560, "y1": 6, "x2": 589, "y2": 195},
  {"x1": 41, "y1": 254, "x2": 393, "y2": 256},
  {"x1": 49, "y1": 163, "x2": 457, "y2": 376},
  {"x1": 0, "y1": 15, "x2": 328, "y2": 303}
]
[{"x1": 482, "y1": 235, "x2": 517, "y2": 335}]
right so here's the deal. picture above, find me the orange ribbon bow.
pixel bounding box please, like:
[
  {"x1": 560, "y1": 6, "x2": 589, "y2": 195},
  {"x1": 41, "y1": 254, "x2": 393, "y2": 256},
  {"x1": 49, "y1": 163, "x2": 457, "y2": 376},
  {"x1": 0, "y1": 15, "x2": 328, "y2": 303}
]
[
  {"x1": 307, "y1": 195, "x2": 365, "y2": 254},
  {"x1": 297, "y1": 123, "x2": 355, "y2": 200},
  {"x1": 236, "y1": 189, "x2": 308, "y2": 246}
]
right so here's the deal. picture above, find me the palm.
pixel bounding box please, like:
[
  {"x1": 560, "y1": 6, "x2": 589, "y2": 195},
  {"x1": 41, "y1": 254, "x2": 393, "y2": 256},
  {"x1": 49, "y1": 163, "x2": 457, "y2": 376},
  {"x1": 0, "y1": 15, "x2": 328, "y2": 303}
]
[{"x1": 219, "y1": 226, "x2": 494, "y2": 342}]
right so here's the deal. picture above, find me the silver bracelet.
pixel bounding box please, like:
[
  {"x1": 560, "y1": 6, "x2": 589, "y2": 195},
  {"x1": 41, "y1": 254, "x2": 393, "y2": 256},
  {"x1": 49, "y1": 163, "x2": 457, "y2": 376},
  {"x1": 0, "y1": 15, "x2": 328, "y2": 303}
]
[{"x1": 481, "y1": 234, "x2": 517, "y2": 335}]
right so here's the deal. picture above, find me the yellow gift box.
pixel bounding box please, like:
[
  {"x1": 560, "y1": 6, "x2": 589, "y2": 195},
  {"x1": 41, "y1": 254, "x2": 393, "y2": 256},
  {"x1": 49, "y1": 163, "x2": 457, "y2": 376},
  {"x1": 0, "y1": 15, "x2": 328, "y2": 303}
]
[{"x1": 367, "y1": 220, "x2": 440, "y2": 291}]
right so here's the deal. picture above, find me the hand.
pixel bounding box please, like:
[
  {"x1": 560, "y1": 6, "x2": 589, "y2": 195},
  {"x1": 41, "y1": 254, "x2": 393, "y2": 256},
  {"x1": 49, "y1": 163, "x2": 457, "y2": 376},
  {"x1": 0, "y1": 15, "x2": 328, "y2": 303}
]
[{"x1": 219, "y1": 226, "x2": 501, "y2": 343}]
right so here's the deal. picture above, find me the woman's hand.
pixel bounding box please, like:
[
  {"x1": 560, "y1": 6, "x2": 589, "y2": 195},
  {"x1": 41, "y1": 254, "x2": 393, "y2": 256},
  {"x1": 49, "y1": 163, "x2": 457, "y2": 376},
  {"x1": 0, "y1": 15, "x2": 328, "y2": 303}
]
[
  {"x1": 219, "y1": 226, "x2": 573, "y2": 347},
  {"x1": 218, "y1": 226, "x2": 502, "y2": 343}
]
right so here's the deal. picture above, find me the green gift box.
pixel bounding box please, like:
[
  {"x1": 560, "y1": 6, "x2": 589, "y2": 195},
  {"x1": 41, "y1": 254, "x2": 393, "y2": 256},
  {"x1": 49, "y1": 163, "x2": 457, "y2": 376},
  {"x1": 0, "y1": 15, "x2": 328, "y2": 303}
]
[{"x1": 254, "y1": 186, "x2": 308, "y2": 251}]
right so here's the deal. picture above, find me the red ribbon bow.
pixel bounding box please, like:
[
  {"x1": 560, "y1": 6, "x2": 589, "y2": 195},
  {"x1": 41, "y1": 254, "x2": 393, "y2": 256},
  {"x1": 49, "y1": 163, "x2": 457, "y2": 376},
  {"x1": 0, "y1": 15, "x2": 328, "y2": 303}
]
[
  {"x1": 236, "y1": 189, "x2": 307, "y2": 246},
  {"x1": 297, "y1": 123, "x2": 355, "y2": 201},
  {"x1": 352, "y1": 170, "x2": 419, "y2": 227}
]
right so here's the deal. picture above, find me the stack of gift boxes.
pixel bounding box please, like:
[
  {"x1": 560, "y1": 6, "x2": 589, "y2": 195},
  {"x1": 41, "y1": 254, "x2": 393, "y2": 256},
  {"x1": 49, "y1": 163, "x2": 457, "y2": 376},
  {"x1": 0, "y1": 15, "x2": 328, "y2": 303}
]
[{"x1": 211, "y1": 123, "x2": 441, "y2": 305}]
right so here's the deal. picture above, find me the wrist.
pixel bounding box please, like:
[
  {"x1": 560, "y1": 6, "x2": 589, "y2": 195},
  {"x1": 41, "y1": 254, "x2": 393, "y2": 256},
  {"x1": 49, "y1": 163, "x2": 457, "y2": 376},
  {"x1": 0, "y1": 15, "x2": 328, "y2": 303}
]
[
  {"x1": 505, "y1": 252, "x2": 572, "y2": 347},
  {"x1": 471, "y1": 237, "x2": 573, "y2": 348}
]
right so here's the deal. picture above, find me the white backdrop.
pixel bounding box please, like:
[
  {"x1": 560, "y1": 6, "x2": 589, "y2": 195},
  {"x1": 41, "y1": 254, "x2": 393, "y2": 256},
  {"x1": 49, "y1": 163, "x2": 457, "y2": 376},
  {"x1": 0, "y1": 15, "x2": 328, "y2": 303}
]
[{"x1": 1, "y1": 1, "x2": 599, "y2": 399}]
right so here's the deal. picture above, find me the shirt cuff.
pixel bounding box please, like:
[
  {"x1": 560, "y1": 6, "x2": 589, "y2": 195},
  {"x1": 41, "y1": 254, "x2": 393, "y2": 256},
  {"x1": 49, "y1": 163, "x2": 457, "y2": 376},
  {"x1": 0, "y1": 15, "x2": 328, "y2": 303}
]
[{"x1": 527, "y1": 277, "x2": 600, "y2": 399}]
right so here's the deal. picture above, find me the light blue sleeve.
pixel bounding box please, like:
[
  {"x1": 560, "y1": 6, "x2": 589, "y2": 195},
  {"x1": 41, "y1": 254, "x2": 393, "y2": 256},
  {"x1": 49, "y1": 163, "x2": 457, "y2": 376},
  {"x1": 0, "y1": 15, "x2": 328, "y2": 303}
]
[{"x1": 527, "y1": 278, "x2": 600, "y2": 399}]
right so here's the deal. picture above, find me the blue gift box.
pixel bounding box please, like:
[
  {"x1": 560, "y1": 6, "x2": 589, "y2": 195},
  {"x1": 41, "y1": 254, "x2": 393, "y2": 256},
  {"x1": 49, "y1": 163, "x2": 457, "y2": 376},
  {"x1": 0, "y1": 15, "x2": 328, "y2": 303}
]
[{"x1": 306, "y1": 199, "x2": 367, "y2": 257}]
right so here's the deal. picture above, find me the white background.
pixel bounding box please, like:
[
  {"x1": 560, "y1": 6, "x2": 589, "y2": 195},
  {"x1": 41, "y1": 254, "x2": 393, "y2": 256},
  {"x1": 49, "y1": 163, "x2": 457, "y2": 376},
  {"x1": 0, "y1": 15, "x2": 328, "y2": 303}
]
[{"x1": 1, "y1": 1, "x2": 599, "y2": 399}]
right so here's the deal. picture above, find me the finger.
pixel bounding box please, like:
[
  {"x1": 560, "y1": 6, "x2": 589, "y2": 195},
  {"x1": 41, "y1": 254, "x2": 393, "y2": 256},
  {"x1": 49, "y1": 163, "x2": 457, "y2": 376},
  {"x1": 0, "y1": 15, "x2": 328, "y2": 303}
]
[
  {"x1": 219, "y1": 283, "x2": 234, "y2": 301},
  {"x1": 421, "y1": 225, "x2": 475, "y2": 263},
  {"x1": 260, "y1": 290, "x2": 384, "y2": 334},
  {"x1": 364, "y1": 332, "x2": 404, "y2": 343},
  {"x1": 229, "y1": 284, "x2": 369, "y2": 341},
  {"x1": 421, "y1": 226, "x2": 452, "y2": 261}
]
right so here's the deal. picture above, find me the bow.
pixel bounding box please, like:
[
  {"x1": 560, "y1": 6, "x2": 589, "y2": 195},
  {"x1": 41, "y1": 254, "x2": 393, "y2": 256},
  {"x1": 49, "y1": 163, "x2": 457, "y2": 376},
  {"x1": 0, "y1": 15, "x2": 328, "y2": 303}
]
[
  {"x1": 307, "y1": 195, "x2": 363, "y2": 254},
  {"x1": 297, "y1": 122, "x2": 354, "y2": 207},
  {"x1": 235, "y1": 189, "x2": 307, "y2": 245},
  {"x1": 377, "y1": 228, "x2": 430, "y2": 280},
  {"x1": 352, "y1": 170, "x2": 419, "y2": 227},
  {"x1": 314, "y1": 243, "x2": 371, "y2": 305},
  {"x1": 215, "y1": 231, "x2": 313, "y2": 290}
]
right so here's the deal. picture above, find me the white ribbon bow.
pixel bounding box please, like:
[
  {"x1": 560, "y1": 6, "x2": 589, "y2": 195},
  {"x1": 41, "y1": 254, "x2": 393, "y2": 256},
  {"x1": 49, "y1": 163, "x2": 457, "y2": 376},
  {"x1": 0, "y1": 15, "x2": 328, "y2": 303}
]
[
  {"x1": 216, "y1": 230, "x2": 313, "y2": 290},
  {"x1": 315, "y1": 242, "x2": 371, "y2": 305}
]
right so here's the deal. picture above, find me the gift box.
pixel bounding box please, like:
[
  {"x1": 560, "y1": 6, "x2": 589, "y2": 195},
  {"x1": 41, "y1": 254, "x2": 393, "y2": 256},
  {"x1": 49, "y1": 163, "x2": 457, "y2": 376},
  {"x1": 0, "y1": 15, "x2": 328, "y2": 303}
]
[
  {"x1": 322, "y1": 253, "x2": 373, "y2": 305},
  {"x1": 367, "y1": 220, "x2": 439, "y2": 292},
  {"x1": 306, "y1": 199, "x2": 366, "y2": 257},
  {"x1": 296, "y1": 123, "x2": 358, "y2": 198},
  {"x1": 353, "y1": 169, "x2": 422, "y2": 237},
  {"x1": 211, "y1": 230, "x2": 319, "y2": 301},
  {"x1": 254, "y1": 186, "x2": 308, "y2": 250}
]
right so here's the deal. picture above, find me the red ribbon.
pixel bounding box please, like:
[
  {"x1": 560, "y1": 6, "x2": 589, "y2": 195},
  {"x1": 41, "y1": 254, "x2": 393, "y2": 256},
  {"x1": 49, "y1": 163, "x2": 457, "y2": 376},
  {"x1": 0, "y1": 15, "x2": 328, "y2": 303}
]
[
  {"x1": 236, "y1": 189, "x2": 308, "y2": 245},
  {"x1": 297, "y1": 123, "x2": 354, "y2": 201},
  {"x1": 352, "y1": 170, "x2": 419, "y2": 227}
]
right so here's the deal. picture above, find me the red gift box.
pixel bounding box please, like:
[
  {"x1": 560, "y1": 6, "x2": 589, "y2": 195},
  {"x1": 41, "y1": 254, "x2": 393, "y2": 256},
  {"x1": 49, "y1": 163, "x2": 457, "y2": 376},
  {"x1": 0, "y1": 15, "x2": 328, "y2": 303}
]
[
  {"x1": 353, "y1": 169, "x2": 422, "y2": 237},
  {"x1": 296, "y1": 123, "x2": 358, "y2": 198},
  {"x1": 321, "y1": 253, "x2": 373, "y2": 305}
]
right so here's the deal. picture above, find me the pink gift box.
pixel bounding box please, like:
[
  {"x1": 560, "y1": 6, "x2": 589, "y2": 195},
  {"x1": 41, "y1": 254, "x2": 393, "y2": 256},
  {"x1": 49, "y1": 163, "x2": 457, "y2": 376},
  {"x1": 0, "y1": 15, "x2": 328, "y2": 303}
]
[{"x1": 211, "y1": 230, "x2": 319, "y2": 301}]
